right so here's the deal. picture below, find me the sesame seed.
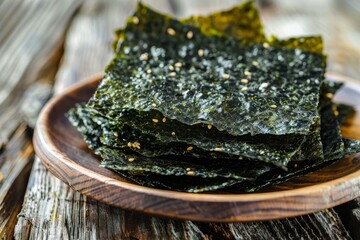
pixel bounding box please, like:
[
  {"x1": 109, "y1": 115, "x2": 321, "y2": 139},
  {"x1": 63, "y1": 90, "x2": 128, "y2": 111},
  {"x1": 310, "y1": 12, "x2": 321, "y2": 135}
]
[
  {"x1": 162, "y1": 117, "x2": 166, "y2": 123},
  {"x1": 198, "y1": 49, "x2": 204, "y2": 57},
  {"x1": 186, "y1": 31, "x2": 193, "y2": 39},
  {"x1": 259, "y1": 82, "x2": 269, "y2": 89},
  {"x1": 187, "y1": 146, "x2": 193, "y2": 151},
  {"x1": 174, "y1": 62, "x2": 182, "y2": 68},
  {"x1": 186, "y1": 168, "x2": 191, "y2": 171},
  {"x1": 334, "y1": 110, "x2": 339, "y2": 116},
  {"x1": 152, "y1": 103, "x2": 157, "y2": 107},
  {"x1": 128, "y1": 157, "x2": 135, "y2": 162},
  {"x1": 140, "y1": 53, "x2": 148, "y2": 61},
  {"x1": 169, "y1": 72, "x2": 176, "y2": 77},
  {"x1": 132, "y1": 16, "x2": 139, "y2": 24},
  {"x1": 114, "y1": 133, "x2": 119, "y2": 137},
  {"x1": 147, "y1": 69, "x2": 152, "y2": 74},
  {"x1": 171, "y1": 131, "x2": 176, "y2": 136},
  {"x1": 187, "y1": 171, "x2": 196, "y2": 176},
  {"x1": 127, "y1": 142, "x2": 132, "y2": 147},
  {"x1": 167, "y1": 27, "x2": 176, "y2": 36},
  {"x1": 223, "y1": 73, "x2": 230, "y2": 79},
  {"x1": 259, "y1": 150, "x2": 265, "y2": 154},
  {"x1": 294, "y1": 164, "x2": 298, "y2": 167},
  {"x1": 252, "y1": 61, "x2": 259, "y2": 66},
  {"x1": 168, "y1": 65, "x2": 174, "y2": 71},
  {"x1": 263, "y1": 42, "x2": 270, "y2": 48},
  {"x1": 326, "y1": 93, "x2": 334, "y2": 99},
  {"x1": 240, "y1": 79, "x2": 248, "y2": 84},
  {"x1": 207, "y1": 124, "x2": 212, "y2": 130},
  {"x1": 244, "y1": 71, "x2": 252, "y2": 76},
  {"x1": 152, "y1": 118, "x2": 159, "y2": 123},
  {"x1": 214, "y1": 147, "x2": 222, "y2": 152},
  {"x1": 241, "y1": 86, "x2": 248, "y2": 91},
  {"x1": 270, "y1": 104, "x2": 277, "y2": 109}
]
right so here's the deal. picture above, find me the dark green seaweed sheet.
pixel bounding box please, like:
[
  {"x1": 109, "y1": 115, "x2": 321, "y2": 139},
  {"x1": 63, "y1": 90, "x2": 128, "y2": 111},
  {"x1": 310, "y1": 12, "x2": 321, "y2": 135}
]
[
  {"x1": 182, "y1": 1, "x2": 266, "y2": 43},
  {"x1": 114, "y1": 2, "x2": 323, "y2": 55},
  {"x1": 68, "y1": 105, "x2": 273, "y2": 181},
  {"x1": 83, "y1": 3, "x2": 321, "y2": 172},
  {"x1": 268, "y1": 36, "x2": 323, "y2": 54},
  {"x1": 67, "y1": 108, "x2": 250, "y2": 192},
  {"x1": 98, "y1": 147, "x2": 271, "y2": 180},
  {"x1": 70, "y1": 106, "x2": 302, "y2": 167},
  {"x1": 184, "y1": 2, "x2": 323, "y2": 54},
  {"x1": 90, "y1": 3, "x2": 326, "y2": 138},
  {"x1": 241, "y1": 100, "x2": 346, "y2": 192},
  {"x1": 113, "y1": 1, "x2": 265, "y2": 52},
  {"x1": 243, "y1": 137, "x2": 360, "y2": 193},
  {"x1": 111, "y1": 170, "x2": 241, "y2": 193},
  {"x1": 97, "y1": 109, "x2": 306, "y2": 167}
]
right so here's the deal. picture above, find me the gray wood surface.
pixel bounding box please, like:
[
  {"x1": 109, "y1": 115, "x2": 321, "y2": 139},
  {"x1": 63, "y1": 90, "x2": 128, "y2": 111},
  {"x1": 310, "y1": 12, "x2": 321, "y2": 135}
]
[
  {"x1": 0, "y1": 0, "x2": 82, "y2": 238},
  {"x1": 0, "y1": 0, "x2": 357, "y2": 239}
]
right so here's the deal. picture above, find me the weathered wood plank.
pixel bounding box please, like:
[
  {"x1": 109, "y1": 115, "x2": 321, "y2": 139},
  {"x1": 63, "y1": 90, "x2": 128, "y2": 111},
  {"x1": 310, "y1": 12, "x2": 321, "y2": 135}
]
[
  {"x1": 0, "y1": 124, "x2": 33, "y2": 240},
  {"x1": 0, "y1": 0, "x2": 82, "y2": 238},
  {"x1": 15, "y1": 0, "x2": 354, "y2": 239},
  {"x1": 0, "y1": 0, "x2": 82, "y2": 149}
]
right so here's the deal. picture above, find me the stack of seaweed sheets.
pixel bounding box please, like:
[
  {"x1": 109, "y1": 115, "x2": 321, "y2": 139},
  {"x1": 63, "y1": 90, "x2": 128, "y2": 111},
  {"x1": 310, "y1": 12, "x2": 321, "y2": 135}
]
[{"x1": 68, "y1": 2, "x2": 360, "y2": 193}]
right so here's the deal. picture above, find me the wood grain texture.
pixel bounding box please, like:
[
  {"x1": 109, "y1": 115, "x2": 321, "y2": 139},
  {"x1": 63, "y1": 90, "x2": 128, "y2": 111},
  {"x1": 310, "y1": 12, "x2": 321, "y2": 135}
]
[
  {"x1": 0, "y1": 124, "x2": 33, "y2": 239},
  {"x1": 0, "y1": 0, "x2": 82, "y2": 238},
  {"x1": 15, "y1": 0, "x2": 356, "y2": 238},
  {"x1": 0, "y1": 0, "x2": 81, "y2": 150}
]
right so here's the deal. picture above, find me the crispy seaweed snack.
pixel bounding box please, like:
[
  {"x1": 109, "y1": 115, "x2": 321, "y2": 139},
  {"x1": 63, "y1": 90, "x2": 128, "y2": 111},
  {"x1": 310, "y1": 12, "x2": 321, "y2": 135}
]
[
  {"x1": 67, "y1": 2, "x2": 360, "y2": 193},
  {"x1": 88, "y1": 3, "x2": 326, "y2": 168}
]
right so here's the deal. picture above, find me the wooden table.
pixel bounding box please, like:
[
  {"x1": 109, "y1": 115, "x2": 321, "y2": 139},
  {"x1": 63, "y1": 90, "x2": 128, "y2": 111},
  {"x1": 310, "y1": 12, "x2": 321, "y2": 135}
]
[{"x1": 1, "y1": 0, "x2": 360, "y2": 239}]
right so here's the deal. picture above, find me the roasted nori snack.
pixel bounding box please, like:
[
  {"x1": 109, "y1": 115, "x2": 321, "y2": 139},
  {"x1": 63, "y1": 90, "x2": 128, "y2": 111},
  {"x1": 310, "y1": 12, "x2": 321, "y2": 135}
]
[
  {"x1": 182, "y1": 1, "x2": 266, "y2": 43},
  {"x1": 67, "y1": 2, "x2": 360, "y2": 193},
  {"x1": 93, "y1": 4, "x2": 326, "y2": 138},
  {"x1": 87, "y1": 3, "x2": 327, "y2": 169},
  {"x1": 113, "y1": 1, "x2": 265, "y2": 52}
]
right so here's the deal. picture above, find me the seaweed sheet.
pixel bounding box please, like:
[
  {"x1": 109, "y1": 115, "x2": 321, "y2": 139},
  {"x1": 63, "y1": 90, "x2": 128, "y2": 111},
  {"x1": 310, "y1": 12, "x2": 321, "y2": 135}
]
[
  {"x1": 85, "y1": 4, "x2": 326, "y2": 171},
  {"x1": 68, "y1": 106, "x2": 273, "y2": 192},
  {"x1": 91, "y1": 3, "x2": 326, "y2": 138},
  {"x1": 69, "y1": 106, "x2": 299, "y2": 166},
  {"x1": 241, "y1": 101, "x2": 345, "y2": 192},
  {"x1": 98, "y1": 147, "x2": 271, "y2": 180},
  {"x1": 268, "y1": 36, "x2": 323, "y2": 54},
  {"x1": 114, "y1": 2, "x2": 323, "y2": 55},
  {"x1": 182, "y1": 1, "x2": 266, "y2": 43},
  {"x1": 93, "y1": 108, "x2": 306, "y2": 167},
  {"x1": 110, "y1": 170, "x2": 241, "y2": 193}
]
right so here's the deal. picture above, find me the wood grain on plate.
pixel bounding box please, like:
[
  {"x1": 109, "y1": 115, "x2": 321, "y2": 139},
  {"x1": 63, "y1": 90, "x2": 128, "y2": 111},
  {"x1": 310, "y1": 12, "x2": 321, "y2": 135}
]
[{"x1": 33, "y1": 73, "x2": 360, "y2": 222}]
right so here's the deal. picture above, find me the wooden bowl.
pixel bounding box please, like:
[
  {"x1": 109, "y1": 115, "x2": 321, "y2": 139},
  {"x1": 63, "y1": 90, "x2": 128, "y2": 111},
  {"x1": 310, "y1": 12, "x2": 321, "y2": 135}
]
[{"x1": 34, "y1": 73, "x2": 360, "y2": 222}]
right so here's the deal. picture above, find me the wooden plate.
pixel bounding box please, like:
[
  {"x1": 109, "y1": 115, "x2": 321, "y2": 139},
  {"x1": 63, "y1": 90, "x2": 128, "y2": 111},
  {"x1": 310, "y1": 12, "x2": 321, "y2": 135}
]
[{"x1": 34, "y1": 73, "x2": 360, "y2": 222}]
